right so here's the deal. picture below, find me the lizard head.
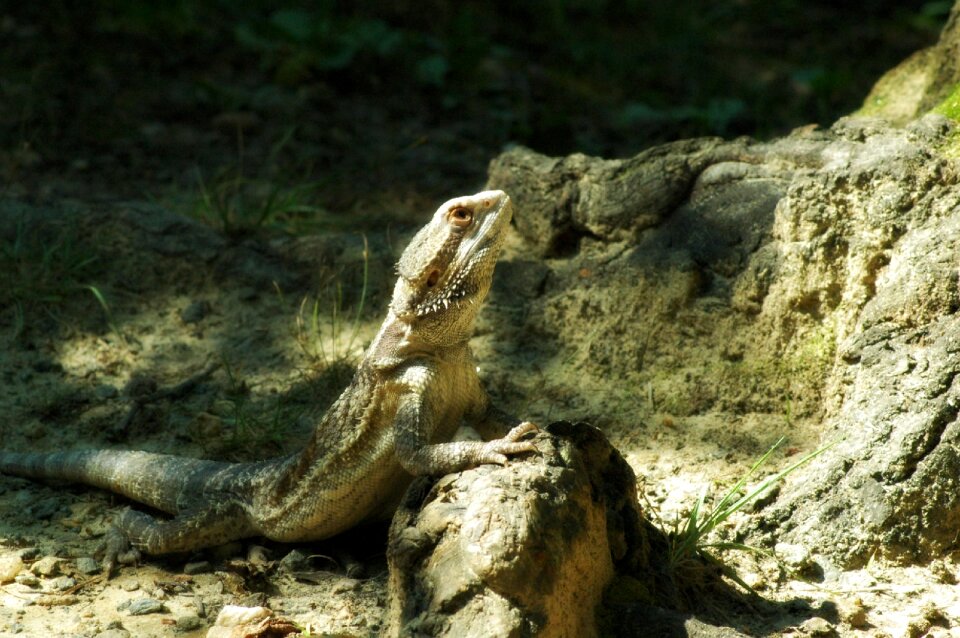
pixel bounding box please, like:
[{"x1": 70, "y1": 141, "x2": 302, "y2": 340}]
[{"x1": 390, "y1": 190, "x2": 512, "y2": 345}]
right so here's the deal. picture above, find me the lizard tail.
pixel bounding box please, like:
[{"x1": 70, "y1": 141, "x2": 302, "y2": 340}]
[{"x1": 0, "y1": 449, "x2": 230, "y2": 514}]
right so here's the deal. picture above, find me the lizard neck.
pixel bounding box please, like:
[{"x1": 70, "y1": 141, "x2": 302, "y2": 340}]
[{"x1": 364, "y1": 312, "x2": 469, "y2": 370}]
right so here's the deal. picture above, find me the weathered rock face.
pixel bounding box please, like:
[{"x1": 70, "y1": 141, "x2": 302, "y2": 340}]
[
  {"x1": 484, "y1": 113, "x2": 960, "y2": 568},
  {"x1": 858, "y1": 5, "x2": 960, "y2": 125},
  {"x1": 385, "y1": 422, "x2": 664, "y2": 638}
]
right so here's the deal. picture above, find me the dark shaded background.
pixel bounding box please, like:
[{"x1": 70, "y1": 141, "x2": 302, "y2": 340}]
[{"x1": 0, "y1": 1, "x2": 948, "y2": 229}]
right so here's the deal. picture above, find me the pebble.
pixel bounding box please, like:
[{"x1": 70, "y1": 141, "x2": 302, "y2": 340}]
[
  {"x1": 14, "y1": 573, "x2": 39, "y2": 587},
  {"x1": 124, "y1": 598, "x2": 166, "y2": 615},
  {"x1": 175, "y1": 615, "x2": 204, "y2": 631},
  {"x1": 279, "y1": 549, "x2": 309, "y2": 573},
  {"x1": 94, "y1": 384, "x2": 119, "y2": 400},
  {"x1": 775, "y1": 542, "x2": 815, "y2": 572},
  {"x1": 799, "y1": 617, "x2": 837, "y2": 637},
  {"x1": 0, "y1": 554, "x2": 24, "y2": 582},
  {"x1": 121, "y1": 580, "x2": 140, "y2": 592},
  {"x1": 49, "y1": 576, "x2": 77, "y2": 592},
  {"x1": 95, "y1": 630, "x2": 131, "y2": 638},
  {"x1": 183, "y1": 560, "x2": 211, "y2": 575},
  {"x1": 75, "y1": 557, "x2": 100, "y2": 575},
  {"x1": 247, "y1": 545, "x2": 270, "y2": 565},
  {"x1": 180, "y1": 300, "x2": 211, "y2": 324},
  {"x1": 212, "y1": 605, "x2": 272, "y2": 627},
  {"x1": 30, "y1": 556, "x2": 60, "y2": 577},
  {"x1": 838, "y1": 596, "x2": 869, "y2": 628}
]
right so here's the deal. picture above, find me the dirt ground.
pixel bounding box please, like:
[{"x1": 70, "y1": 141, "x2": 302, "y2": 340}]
[{"x1": 0, "y1": 195, "x2": 959, "y2": 637}]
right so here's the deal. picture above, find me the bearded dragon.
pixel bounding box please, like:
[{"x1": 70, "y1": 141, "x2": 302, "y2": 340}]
[{"x1": 0, "y1": 190, "x2": 536, "y2": 575}]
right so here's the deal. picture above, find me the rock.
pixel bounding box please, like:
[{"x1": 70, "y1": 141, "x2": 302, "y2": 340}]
[
  {"x1": 0, "y1": 553, "x2": 24, "y2": 583},
  {"x1": 386, "y1": 422, "x2": 666, "y2": 638},
  {"x1": 95, "y1": 630, "x2": 131, "y2": 638},
  {"x1": 278, "y1": 549, "x2": 309, "y2": 573},
  {"x1": 183, "y1": 560, "x2": 211, "y2": 575},
  {"x1": 14, "y1": 572, "x2": 39, "y2": 587},
  {"x1": 485, "y1": 112, "x2": 960, "y2": 568},
  {"x1": 799, "y1": 617, "x2": 837, "y2": 637},
  {"x1": 31, "y1": 556, "x2": 59, "y2": 577},
  {"x1": 206, "y1": 605, "x2": 298, "y2": 638},
  {"x1": 180, "y1": 300, "x2": 211, "y2": 324},
  {"x1": 837, "y1": 597, "x2": 869, "y2": 629},
  {"x1": 176, "y1": 615, "x2": 204, "y2": 631},
  {"x1": 124, "y1": 597, "x2": 166, "y2": 615},
  {"x1": 74, "y1": 557, "x2": 100, "y2": 575},
  {"x1": 48, "y1": 576, "x2": 76, "y2": 591},
  {"x1": 94, "y1": 384, "x2": 119, "y2": 400}
]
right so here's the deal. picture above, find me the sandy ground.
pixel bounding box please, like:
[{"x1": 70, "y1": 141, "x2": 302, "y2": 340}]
[{"x1": 0, "y1": 202, "x2": 958, "y2": 638}]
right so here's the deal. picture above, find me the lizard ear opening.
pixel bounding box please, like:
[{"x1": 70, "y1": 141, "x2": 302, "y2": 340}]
[
  {"x1": 448, "y1": 207, "x2": 473, "y2": 227},
  {"x1": 425, "y1": 269, "x2": 441, "y2": 288}
]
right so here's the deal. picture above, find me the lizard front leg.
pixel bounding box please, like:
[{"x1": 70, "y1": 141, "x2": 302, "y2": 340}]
[
  {"x1": 394, "y1": 392, "x2": 538, "y2": 477},
  {"x1": 102, "y1": 502, "x2": 255, "y2": 576}
]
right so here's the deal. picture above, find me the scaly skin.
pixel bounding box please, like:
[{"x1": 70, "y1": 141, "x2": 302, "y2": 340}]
[{"x1": 0, "y1": 190, "x2": 537, "y2": 575}]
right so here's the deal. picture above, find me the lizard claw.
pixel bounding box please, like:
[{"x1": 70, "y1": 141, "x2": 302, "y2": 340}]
[
  {"x1": 506, "y1": 421, "x2": 539, "y2": 440},
  {"x1": 98, "y1": 521, "x2": 140, "y2": 578},
  {"x1": 479, "y1": 421, "x2": 540, "y2": 465}
]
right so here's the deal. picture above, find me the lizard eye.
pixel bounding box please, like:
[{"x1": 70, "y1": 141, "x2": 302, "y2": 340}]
[
  {"x1": 426, "y1": 269, "x2": 441, "y2": 288},
  {"x1": 449, "y1": 207, "x2": 473, "y2": 227}
]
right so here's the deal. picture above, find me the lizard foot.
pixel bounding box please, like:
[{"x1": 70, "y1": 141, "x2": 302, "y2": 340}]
[
  {"x1": 479, "y1": 421, "x2": 540, "y2": 465},
  {"x1": 97, "y1": 518, "x2": 141, "y2": 578}
]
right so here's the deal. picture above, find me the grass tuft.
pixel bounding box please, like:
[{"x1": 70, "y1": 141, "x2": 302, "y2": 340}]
[
  {"x1": 652, "y1": 436, "x2": 838, "y2": 591},
  {"x1": 294, "y1": 235, "x2": 370, "y2": 373},
  {"x1": 0, "y1": 217, "x2": 114, "y2": 338}
]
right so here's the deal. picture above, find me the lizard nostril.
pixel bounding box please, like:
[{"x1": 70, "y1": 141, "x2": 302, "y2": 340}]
[{"x1": 483, "y1": 199, "x2": 491, "y2": 207}]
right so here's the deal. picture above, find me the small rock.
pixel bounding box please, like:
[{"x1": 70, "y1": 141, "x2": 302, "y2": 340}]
[
  {"x1": 180, "y1": 300, "x2": 211, "y2": 324},
  {"x1": 776, "y1": 542, "x2": 816, "y2": 574},
  {"x1": 0, "y1": 553, "x2": 24, "y2": 582},
  {"x1": 175, "y1": 614, "x2": 203, "y2": 631},
  {"x1": 929, "y1": 558, "x2": 957, "y2": 584},
  {"x1": 95, "y1": 630, "x2": 131, "y2": 638},
  {"x1": 330, "y1": 578, "x2": 361, "y2": 594},
  {"x1": 213, "y1": 605, "x2": 272, "y2": 626},
  {"x1": 75, "y1": 557, "x2": 100, "y2": 575},
  {"x1": 799, "y1": 617, "x2": 837, "y2": 637},
  {"x1": 838, "y1": 597, "x2": 869, "y2": 629},
  {"x1": 246, "y1": 545, "x2": 270, "y2": 566},
  {"x1": 121, "y1": 580, "x2": 140, "y2": 592},
  {"x1": 14, "y1": 572, "x2": 39, "y2": 587},
  {"x1": 49, "y1": 576, "x2": 77, "y2": 592},
  {"x1": 183, "y1": 560, "x2": 211, "y2": 575},
  {"x1": 206, "y1": 605, "x2": 301, "y2": 638},
  {"x1": 279, "y1": 549, "x2": 309, "y2": 573},
  {"x1": 94, "y1": 384, "x2": 119, "y2": 400},
  {"x1": 31, "y1": 556, "x2": 60, "y2": 577},
  {"x1": 125, "y1": 597, "x2": 166, "y2": 616}
]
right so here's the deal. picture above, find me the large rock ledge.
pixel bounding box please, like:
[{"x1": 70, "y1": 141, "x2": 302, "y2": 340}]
[
  {"x1": 482, "y1": 113, "x2": 960, "y2": 569},
  {"x1": 384, "y1": 422, "x2": 669, "y2": 638}
]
